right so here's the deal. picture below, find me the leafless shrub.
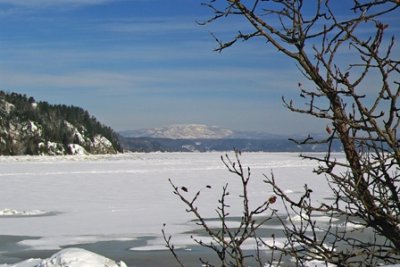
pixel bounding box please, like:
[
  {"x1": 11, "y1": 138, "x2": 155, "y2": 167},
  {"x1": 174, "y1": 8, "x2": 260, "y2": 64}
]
[{"x1": 164, "y1": 1, "x2": 400, "y2": 266}]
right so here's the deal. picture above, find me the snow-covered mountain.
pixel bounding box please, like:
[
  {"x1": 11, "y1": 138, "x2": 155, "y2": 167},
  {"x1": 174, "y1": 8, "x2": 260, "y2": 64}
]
[
  {"x1": 120, "y1": 124, "x2": 236, "y2": 139},
  {"x1": 120, "y1": 124, "x2": 286, "y2": 140}
]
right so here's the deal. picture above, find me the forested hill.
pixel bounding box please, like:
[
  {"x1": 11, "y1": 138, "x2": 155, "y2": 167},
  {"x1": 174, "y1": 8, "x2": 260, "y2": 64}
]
[{"x1": 0, "y1": 91, "x2": 122, "y2": 155}]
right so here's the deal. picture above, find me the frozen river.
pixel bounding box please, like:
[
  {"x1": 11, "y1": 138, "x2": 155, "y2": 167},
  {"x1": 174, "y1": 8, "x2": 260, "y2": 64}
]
[{"x1": 0, "y1": 152, "x2": 335, "y2": 266}]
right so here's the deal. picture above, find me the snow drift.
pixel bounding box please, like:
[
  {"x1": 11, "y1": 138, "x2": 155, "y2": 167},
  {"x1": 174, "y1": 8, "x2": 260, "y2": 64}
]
[{"x1": 0, "y1": 248, "x2": 127, "y2": 267}]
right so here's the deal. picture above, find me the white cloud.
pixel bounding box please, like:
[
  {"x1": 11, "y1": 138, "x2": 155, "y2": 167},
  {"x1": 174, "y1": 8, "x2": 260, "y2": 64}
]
[{"x1": 0, "y1": 0, "x2": 113, "y2": 7}]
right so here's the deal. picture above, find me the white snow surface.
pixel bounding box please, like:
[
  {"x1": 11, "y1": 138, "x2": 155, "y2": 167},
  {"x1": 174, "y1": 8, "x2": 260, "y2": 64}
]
[
  {"x1": 0, "y1": 248, "x2": 127, "y2": 267},
  {"x1": 0, "y1": 152, "x2": 330, "y2": 238},
  {"x1": 0, "y1": 208, "x2": 47, "y2": 216},
  {"x1": 0, "y1": 152, "x2": 347, "y2": 265}
]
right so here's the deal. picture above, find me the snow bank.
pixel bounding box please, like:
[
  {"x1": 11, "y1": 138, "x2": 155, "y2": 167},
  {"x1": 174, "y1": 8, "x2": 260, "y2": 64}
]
[
  {"x1": 303, "y1": 260, "x2": 336, "y2": 267},
  {"x1": 0, "y1": 259, "x2": 42, "y2": 267},
  {"x1": 0, "y1": 248, "x2": 127, "y2": 267},
  {"x1": 344, "y1": 221, "x2": 365, "y2": 229},
  {"x1": 287, "y1": 214, "x2": 339, "y2": 223},
  {"x1": 0, "y1": 208, "x2": 47, "y2": 217}
]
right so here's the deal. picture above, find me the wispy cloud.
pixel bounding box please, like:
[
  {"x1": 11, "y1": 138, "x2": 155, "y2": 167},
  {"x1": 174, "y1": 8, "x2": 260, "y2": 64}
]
[
  {"x1": 0, "y1": 64, "x2": 302, "y2": 100},
  {"x1": 0, "y1": 0, "x2": 118, "y2": 17},
  {"x1": 0, "y1": 0, "x2": 114, "y2": 8},
  {"x1": 101, "y1": 18, "x2": 201, "y2": 34},
  {"x1": 0, "y1": 70, "x2": 138, "y2": 93},
  {"x1": 0, "y1": 0, "x2": 121, "y2": 17}
]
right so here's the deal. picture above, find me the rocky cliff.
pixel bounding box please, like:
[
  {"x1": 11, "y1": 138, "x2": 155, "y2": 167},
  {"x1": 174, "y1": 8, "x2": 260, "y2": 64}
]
[{"x1": 0, "y1": 91, "x2": 122, "y2": 155}]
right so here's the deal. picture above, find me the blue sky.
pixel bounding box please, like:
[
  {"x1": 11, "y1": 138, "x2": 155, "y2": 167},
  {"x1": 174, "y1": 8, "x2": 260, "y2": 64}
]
[{"x1": 0, "y1": 1, "x2": 398, "y2": 134}]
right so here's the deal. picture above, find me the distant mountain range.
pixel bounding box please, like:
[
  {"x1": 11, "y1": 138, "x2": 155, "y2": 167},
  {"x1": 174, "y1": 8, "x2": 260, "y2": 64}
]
[
  {"x1": 119, "y1": 124, "x2": 284, "y2": 140},
  {"x1": 119, "y1": 124, "x2": 342, "y2": 152}
]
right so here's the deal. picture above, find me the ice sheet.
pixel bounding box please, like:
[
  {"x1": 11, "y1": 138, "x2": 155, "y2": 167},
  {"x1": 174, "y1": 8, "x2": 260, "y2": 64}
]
[{"x1": 0, "y1": 152, "x2": 334, "y2": 252}]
